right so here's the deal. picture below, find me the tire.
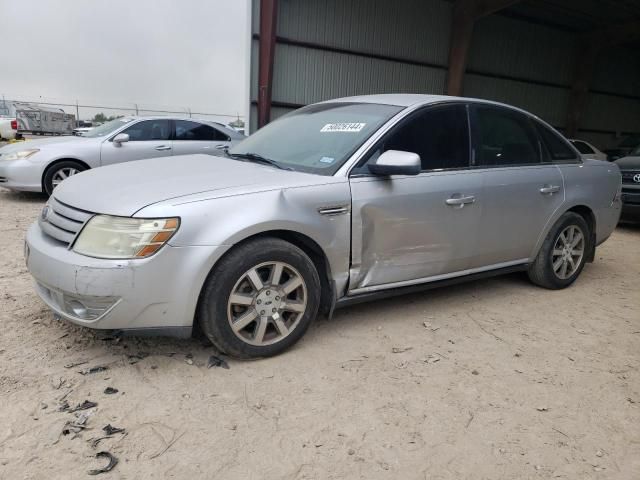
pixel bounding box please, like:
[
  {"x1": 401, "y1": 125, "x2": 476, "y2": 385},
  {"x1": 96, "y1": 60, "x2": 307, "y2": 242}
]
[
  {"x1": 528, "y1": 212, "x2": 590, "y2": 290},
  {"x1": 43, "y1": 160, "x2": 86, "y2": 196},
  {"x1": 197, "y1": 238, "x2": 321, "y2": 358}
]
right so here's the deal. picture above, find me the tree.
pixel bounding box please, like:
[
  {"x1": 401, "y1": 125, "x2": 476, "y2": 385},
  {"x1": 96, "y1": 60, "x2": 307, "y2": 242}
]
[
  {"x1": 229, "y1": 117, "x2": 245, "y2": 129},
  {"x1": 92, "y1": 113, "x2": 123, "y2": 124},
  {"x1": 92, "y1": 113, "x2": 108, "y2": 123}
]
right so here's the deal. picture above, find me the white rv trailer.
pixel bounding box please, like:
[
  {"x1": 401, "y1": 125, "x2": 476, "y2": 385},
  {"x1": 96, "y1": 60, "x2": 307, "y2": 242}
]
[{"x1": 15, "y1": 103, "x2": 75, "y2": 135}]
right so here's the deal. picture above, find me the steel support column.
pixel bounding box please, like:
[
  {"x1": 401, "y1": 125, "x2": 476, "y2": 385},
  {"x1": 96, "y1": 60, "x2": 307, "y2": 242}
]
[
  {"x1": 566, "y1": 41, "x2": 598, "y2": 138},
  {"x1": 446, "y1": 0, "x2": 520, "y2": 96},
  {"x1": 257, "y1": 0, "x2": 278, "y2": 128}
]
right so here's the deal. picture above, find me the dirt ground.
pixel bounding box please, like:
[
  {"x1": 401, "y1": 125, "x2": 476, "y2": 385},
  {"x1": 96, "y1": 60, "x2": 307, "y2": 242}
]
[{"x1": 0, "y1": 188, "x2": 638, "y2": 480}]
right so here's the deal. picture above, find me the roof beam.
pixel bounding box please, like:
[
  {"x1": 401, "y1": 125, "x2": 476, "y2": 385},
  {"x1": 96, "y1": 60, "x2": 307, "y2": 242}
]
[
  {"x1": 446, "y1": 0, "x2": 521, "y2": 96},
  {"x1": 565, "y1": 20, "x2": 640, "y2": 137}
]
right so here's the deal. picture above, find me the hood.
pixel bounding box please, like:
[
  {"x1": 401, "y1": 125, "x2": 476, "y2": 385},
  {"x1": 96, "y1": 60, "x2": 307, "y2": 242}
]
[
  {"x1": 615, "y1": 155, "x2": 640, "y2": 169},
  {"x1": 53, "y1": 154, "x2": 342, "y2": 216},
  {"x1": 0, "y1": 136, "x2": 91, "y2": 153}
]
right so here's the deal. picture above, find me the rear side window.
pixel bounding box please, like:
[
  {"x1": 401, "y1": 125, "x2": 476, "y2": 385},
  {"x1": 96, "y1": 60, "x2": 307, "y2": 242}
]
[
  {"x1": 175, "y1": 120, "x2": 229, "y2": 141},
  {"x1": 361, "y1": 104, "x2": 470, "y2": 172},
  {"x1": 535, "y1": 123, "x2": 578, "y2": 162},
  {"x1": 474, "y1": 107, "x2": 540, "y2": 166},
  {"x1": 571, "y1": 140, "x2": 594, "y2": 154}
]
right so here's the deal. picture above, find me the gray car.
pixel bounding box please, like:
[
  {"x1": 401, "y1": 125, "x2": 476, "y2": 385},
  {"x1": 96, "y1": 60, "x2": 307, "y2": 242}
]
[
  {"x1": 0, "y1": 116, "x2": 244, "y2": 195},
  {"x1": 25, "y1": 94, "x2": 622, "y2": 358},
  {"x1": 615, "y1": 148, "x2": 640, "y2": 222}
]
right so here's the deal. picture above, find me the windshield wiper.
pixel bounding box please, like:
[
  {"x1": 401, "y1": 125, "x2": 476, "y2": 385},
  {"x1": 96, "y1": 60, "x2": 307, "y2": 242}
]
[{"x1": 227, "y1": 152, "x2": 292, "y2": 170}]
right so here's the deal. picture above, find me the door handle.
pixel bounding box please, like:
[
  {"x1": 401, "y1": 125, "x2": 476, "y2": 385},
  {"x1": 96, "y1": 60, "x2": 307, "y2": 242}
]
[
  {"x1": 155, "y1": 145, "x2": 171, "y2": 151},
  {"x1": 446, "y1": 195, "x2": 475, "y2": 207},
  {"x1": 539, "y1": 185, "x2": 560, "y2": 194}
]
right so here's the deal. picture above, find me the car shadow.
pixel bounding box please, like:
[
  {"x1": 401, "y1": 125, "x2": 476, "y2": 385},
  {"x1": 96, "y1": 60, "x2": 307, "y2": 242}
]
[
  {"x1": 45, "y1": 272, "x2": 532, "y2": 366},
  {"x1": 617, "y1": 222, "x2": 640, "y2": 233},
  {"x1": 326, "y1": 272, "x2": 527, "y2": 327},
  {"x1": 0, "y1": 188, "x2": 47, "y2": 203}
]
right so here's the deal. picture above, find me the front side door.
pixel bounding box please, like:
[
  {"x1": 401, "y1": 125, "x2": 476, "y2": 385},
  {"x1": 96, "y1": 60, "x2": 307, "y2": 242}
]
[
  {"x1": 349, "y1": 104, "x2": 483, "y2": 293},
  {"x1": 172, "y1": 120, "x2": 231, "y2": 157},
  {"x1": 100, "y1": 119, "x2": 172, "y2": 166},
  {"x1": 470, "y1": 105, "x2": 567, "y2": 267}
]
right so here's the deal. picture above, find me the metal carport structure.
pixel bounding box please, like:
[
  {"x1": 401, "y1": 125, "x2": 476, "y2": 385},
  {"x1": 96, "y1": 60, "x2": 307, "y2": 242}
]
[{"x1": 249, "y1": 0, "x2": 640, "y2": 150}]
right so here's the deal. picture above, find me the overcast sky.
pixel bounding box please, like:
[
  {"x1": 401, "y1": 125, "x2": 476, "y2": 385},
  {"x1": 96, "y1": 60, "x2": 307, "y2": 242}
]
[{"x1": 0, "y1": 0, "x2": 250, "y2": 122}]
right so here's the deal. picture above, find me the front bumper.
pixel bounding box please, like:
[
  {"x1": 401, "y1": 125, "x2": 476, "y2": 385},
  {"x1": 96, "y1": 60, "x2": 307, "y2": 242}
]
[
  {"x1": 621, "y1": 203, "x2": 640, "y2": 222},
  {"x1": 0, "y1": 159, "x2": 43, "y2": 192},
  {"x1": 621, "y1": 188, "x2": 640, "y2": 222},
  {"x1": 26, "y1": 222, "x2": 229, "y2": 334}
]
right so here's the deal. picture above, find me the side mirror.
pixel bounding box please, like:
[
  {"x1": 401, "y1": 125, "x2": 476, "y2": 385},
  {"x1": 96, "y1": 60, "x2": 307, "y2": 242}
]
[
  {"x1": 369, "y1": 150, "x2": 421, "y2": 176},
  {"x1": 112, "y1": 133, "x2": 130, "y2": 146}
]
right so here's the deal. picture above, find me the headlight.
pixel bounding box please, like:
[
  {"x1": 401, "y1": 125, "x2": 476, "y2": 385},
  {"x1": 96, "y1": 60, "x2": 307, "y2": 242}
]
[
  {"x1": 1, "y1": 149, "x2": 40, "y2": 161},
  {"x1": 73, "y1": 215, "x2": 180, "y2": 259}
]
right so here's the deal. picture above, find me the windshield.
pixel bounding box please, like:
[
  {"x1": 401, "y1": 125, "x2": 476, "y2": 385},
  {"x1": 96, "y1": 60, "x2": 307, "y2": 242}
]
[
  {"x1": 631, "y1": 145, "x2": 640, "y2": 156},
  {"x1": 82, "y1": 118, "x2": 133, "y2": 138},
  {"x1": 229, "y1": 102, "x2": 403, "y2": 175}
]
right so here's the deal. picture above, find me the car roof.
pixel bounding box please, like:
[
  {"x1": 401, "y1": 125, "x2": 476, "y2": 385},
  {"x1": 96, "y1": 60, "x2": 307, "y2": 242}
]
[
  {"x1": 323, "y1": 93, "x2": 537, "y2": 117},
  {"x1": 119, "y1": 116, "x2": 244, "y2": 139}
]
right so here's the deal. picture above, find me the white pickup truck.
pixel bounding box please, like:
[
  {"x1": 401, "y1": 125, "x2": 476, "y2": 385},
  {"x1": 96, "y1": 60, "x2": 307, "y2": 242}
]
[{"x1": 0, "y1": 117, "x2": 18, "y2": 141}]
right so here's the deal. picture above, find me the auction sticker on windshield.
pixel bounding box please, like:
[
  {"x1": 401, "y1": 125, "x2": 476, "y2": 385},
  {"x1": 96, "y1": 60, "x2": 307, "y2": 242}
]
[{"x1": 320, "y1": 122, "x2": 366, "y2": 133}]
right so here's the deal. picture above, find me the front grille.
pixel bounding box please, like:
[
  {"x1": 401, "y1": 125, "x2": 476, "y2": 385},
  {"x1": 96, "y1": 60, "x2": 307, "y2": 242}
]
[
  {"x1": 0, "y1": 176, "x2": 6, "y2": 183},
  {"x1": 621, "y1": 170, "x2": 640, "y2": 185},
  {"x1": 39, "y1": 197, "x2": 93, "y2": 245}
]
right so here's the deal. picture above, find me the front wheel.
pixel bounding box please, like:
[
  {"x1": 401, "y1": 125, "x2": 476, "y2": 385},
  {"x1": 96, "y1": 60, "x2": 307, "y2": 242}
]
[
  {"x1": 197, "y1": 238, "x2": 321, "y2": 358},
  {"x1": 528, "y1": 212, "x2": 590, "y2": 289},
  {"x1": 43, "y1": 161, "x2": 86, "y2": 196}
]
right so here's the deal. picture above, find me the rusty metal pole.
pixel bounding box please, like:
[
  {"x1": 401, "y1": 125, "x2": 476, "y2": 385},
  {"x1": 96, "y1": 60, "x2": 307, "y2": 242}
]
[
  {"x1": 257, "y1": 0, "x2": 278, "y2": 128},
  {"x1": 566, "y1": 41, "x2": 599, "y2": 138},
  {"x1": 446, "y1": 0, "x2": 521, "y2": 97},
  {"x1": 447, "y1": 2, "x2": 475, "y2": 97}
]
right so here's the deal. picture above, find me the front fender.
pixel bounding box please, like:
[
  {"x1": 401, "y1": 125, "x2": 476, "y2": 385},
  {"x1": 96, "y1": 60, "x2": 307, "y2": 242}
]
[{"x1": 137, "y1": 182, "x2": 353, "y2": 296}]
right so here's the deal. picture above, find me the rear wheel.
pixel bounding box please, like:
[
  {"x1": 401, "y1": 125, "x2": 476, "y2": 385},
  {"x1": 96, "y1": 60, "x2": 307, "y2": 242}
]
[
  {"x1": 197, "y1": 238, "x2": 321, "y2": 358},
  {"x1": 528, "y1": 212, "x2": 590, "y2": 289},
  {"x1": 43, "y1": 160, "x2": 86, "y2": 196}
]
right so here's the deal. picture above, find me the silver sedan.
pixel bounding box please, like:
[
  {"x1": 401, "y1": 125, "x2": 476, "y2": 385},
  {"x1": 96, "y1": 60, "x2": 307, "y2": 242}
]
[
  {"x1": 25, "y1": 94, "x2": 622, "y2": 358},
  {"x1": 0, "y1": 116, "x2": 244, "y2": 195}
]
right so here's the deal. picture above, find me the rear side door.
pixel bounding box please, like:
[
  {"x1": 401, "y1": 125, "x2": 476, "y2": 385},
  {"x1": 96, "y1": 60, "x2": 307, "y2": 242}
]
[
  {"x1": 348, "y1": 104, "x2": 484, "y2": 293},
  {"x1": 172, "y1": 120, "x2": 231, "y2": 156},
  {"x1": 470, "y1": 105, "x2": 566, "y2": 267},
  {"x1": 100, "y1": 119, "x2": 172, "y2": 166}
]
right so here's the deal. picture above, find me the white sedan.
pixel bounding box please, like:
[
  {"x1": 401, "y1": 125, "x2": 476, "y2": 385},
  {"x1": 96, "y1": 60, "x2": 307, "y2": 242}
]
[
  {"x1": 0, "y1": 116, "x2": 245, "y2": 195},
  {"x1": 569, "y1": 139, "x2": 608, "y2": 161}
]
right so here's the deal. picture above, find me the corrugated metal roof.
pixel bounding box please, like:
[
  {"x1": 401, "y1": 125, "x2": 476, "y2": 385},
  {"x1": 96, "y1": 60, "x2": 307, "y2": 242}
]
[
  {"x1": 272, "y1": 43, "x2": 446, "y2": 105},
  {"x1": 583, "y1": 93, "x2": 640, "y2": 132},
  {"x1": 463, "y1": 74, "x2": 569, "y2": 127},
  {"x1": 591, "y1": 47, "x2": 640, "y2": 96},
  {"x1": 468, "y1": 15, "x2": 574, "y2": 86},
  {"x1": 276, "y1": 0, "x2": 451, "y2": 66},
  {"x1": 251, "y1": 0, "x2": 639, "y2": 135}
]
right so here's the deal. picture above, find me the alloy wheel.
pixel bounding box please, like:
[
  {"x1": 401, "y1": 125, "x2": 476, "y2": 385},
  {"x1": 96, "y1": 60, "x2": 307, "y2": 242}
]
[
  {"x1": 51, "y1": 167, "x2": 79, "y2": 188},
  {"x1": 551, "y1": 225, "x2": 584, "y2": 280},
  {"x1": 227, "y1": 261, "x2": 307, "y2": 346}
]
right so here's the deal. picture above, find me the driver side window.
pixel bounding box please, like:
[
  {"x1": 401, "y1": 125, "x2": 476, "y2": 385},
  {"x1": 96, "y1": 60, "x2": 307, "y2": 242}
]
[
  {"x1": 121, "y1": 120, "x2": 171, "y2": 141},
  {"x1": 354, "y1": 104, "x2": 470, "y2": 174}
]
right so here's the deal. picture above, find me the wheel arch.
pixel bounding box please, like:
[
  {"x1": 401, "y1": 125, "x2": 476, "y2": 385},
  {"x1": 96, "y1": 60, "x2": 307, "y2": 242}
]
[
  {"x1": 41, "y1": 158, "x2": 91, "y2": 191},
  {"x1": 532, "y1": 204, "x2": 597, "y2": 264},
  {"x1": 565, "y1": 205, "x2": 596, "y2": 262},
  {"x1": 195, "y1": 229, "x2": 336, "y2": 329}
]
